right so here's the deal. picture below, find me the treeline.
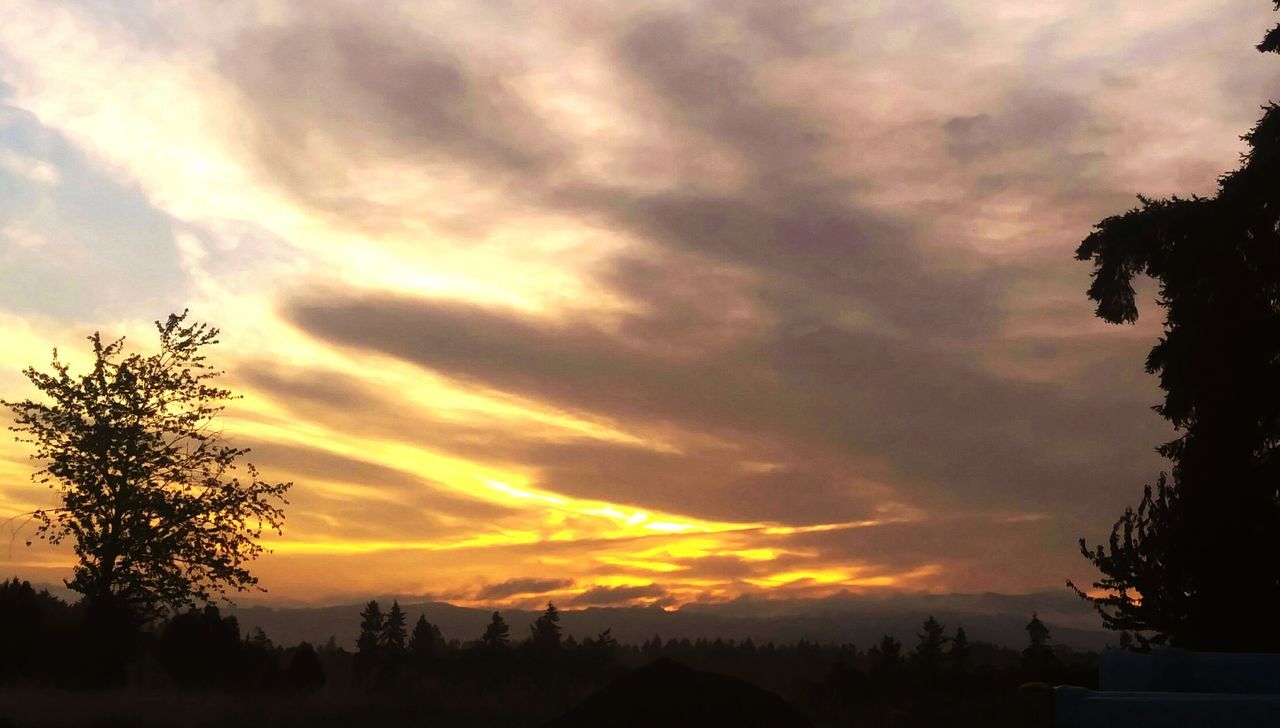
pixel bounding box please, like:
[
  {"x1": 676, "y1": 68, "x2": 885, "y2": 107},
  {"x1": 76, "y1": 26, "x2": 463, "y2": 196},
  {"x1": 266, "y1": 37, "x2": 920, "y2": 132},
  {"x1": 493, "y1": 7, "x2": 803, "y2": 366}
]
[
  {"x1": 0, "y1": 578, "x2": 322, "y2": 691},
  {"x1": 1, "y1": 576, "x2": 1094, "y2": 717},
  {"x1": 343, "y1": 599, "x2": 1092, "y2": 690}
]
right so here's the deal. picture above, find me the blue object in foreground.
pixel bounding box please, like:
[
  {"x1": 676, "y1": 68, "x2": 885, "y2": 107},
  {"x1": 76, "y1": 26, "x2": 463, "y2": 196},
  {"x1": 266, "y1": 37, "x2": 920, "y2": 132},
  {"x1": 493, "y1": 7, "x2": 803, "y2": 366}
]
[{"x1": 1056, "y1": 648, "x2": 1280, "y2": 727}]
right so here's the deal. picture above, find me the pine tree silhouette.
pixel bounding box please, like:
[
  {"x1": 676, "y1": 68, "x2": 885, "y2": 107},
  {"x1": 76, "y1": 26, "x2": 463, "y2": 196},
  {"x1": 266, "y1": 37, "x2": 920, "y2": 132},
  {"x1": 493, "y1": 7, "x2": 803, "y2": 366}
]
[
  {"x1": 284, "y1": 642, "x2": 326, "y2": 692},
  {"x1": 1071, "y1": 3, "x2": 1280, "y2": 651},
  {"x1": 531, "y1": 602, "x2": 562, "y2": 654},
  {"x1": 912, "y1": 616, "x2": 949, "y2": 674},
  {"x1": 1021, "y1": 613, "x2": 1059, "y2": 677},
  {"x1": 409, "y1": 614, "x2": 441, "y2": 666},
  {"x1": 950, "y1": 626, "x2": 971, "y2": 675},
  {"x1": 355, "y1": 600, "x2": 383, "y2": 678},
  {"x1": 481, "y1": 611, "x2": 511, "y2": 650},
  {"x1": 381, "y1": 600, "x2": 407, "y2": 655},
  {"x1": 868, "y1": 634, "x2": 902, "y2": 675}
]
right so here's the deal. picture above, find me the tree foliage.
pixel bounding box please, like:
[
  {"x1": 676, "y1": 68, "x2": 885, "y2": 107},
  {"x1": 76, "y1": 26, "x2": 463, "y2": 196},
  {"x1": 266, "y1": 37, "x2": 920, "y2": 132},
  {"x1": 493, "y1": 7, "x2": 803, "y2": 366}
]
[
  {"x1": 912, "y1": 616, "x2": 949, "y2": 673},
  {"x1": 530, "y1": 601, "x2": 562, "y2": 653},
  {"x1": 949, "y1": 626, "x2": 970, "y2": 674},
  {"x1": 1021, "y1": 613, "x2": 1059, "y2": 675},
  {"x1": 867, "y1": 634, "x2": 902, "y2": 674},
  {"x1": 381, "y1": 600, "x2": 407, "y2": 654},
  {"x1": 1069, "y1": 7, "x2": 1280, "y2": 651},
  {"x1": 357, "y1": 600, "x2": 383, "y2": 656},
  {"x1": 481, "y1": 611, "x2": 511, "y2": 650},
  {"x1": 3, "y1": 313, "x2": 290, "y2": 619}
]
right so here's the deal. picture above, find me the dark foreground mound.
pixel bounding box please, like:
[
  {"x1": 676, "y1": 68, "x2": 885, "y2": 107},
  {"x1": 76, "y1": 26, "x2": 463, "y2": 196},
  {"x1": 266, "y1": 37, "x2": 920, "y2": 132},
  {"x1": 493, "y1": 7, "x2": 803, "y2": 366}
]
[{"x1": 545, "y1": 658, "x2": 811, "y2": 727}]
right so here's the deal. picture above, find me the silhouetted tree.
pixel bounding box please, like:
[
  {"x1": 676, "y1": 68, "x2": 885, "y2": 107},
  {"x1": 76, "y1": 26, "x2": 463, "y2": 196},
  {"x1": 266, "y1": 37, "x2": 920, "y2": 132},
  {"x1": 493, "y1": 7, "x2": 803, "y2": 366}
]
[
  {"x1": 531, "y1": 601, "x2": 562, "y2": 654},
  {"x1": 0, "y1": 578, "x2": 72, "y2": 684},
  {"x1": 241, "y1": 625, "x2": 280, "y2": 689},
  {"x1": 642, "y1": 634, "x2": 663, "y2": 660},
  {"x1": 1, "y1": 312, "x2": 291, "y2": 635},
  {"x1": 1070, "y1": 6, "x2": 1280, "y2": 651},
  {"x1": 912, "y1": 616, "x2": 949, "y2": 674},
  {"x1": 321, "y1": 635, "x2": 339, "y2": 654},
  {"x1": 481, "y1": 611, "x2": 510, "y2": 650},
  {"x1": 408, "y1": 614, "x2": 441, "y2": 667},
  {"x1": 284, "y1": 642, "x2": 326, "y2": 692},
  {"x1": 867, "y1": 635, "x2": 902, "y2": 675},
  {"x1": 594, "y1": 628, "x2": 618, "y2": 652},
  {"x1": 381, "y1": 600, "x2": 407, "y2": 655},
  {"x1": 159, "y1": 605, "x2": 242, "y2": 688},
  {"x1": 950, "y1": 626, "x2": 971, "y2": 675},
  {"x1": 1021, "y1": 613, "x2": 1059, "y2": 676},
  {"x1": 355, "y1": 600, "x2": 383, "y2": 678},
  {"x1": 249, "y1": 625, "x2": 273, "y2": 650}
]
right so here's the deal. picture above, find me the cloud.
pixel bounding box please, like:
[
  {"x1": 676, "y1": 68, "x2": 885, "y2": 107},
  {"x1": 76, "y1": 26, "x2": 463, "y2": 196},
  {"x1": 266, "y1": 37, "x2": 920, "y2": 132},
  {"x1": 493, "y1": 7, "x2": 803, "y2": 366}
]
[
  {"x1": 2, "y1": 0, "x2": 1274, "y2": 604},
  {"x1": 943, "y1": 91, "x2": 1094, "y2": 163},
  {"x1": 285, "y1": 288, "x2": 1166, "y2": 524},
  {"x1": 0, "y1": 101, "x2": 186, "y2": 320},
  {"x1": 217, "y1": 5, "x2": 563, "y2": 235},
  {"x1": 476, "y1": 577, "x2": 574, "y2": 601},
  {"x1": 567, "y1": 583, "x2": 668, "y2": 607}
]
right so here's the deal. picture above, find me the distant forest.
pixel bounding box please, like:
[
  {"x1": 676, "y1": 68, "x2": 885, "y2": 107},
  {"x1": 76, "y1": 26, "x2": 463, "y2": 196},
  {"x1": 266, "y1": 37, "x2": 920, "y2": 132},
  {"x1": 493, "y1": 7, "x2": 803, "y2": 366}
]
[{"x1": 1, "y1": 577, "x2": 1093, "y2": 727}]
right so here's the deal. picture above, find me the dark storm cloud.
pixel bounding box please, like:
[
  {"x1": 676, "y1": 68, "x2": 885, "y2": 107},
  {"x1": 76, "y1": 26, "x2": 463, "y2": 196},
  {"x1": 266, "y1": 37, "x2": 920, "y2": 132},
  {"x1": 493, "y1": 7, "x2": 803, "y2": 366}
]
[
  {"x1": 284, "y1": 289, "x2": 1166, "y2": 520},
  {"x1": 567, "y1": 583, "x2": 668, "y2": 607},
  {"x1": 476, "y1": 577, "x2": 574, "y2": 600}
]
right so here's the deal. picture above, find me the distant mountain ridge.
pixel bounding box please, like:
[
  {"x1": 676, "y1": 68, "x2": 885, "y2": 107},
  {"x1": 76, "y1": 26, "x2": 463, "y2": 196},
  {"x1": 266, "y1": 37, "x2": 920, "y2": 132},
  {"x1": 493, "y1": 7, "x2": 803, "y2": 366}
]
[{"x1": 223, "y1": 589, "x2": 1110, "y2": 652}]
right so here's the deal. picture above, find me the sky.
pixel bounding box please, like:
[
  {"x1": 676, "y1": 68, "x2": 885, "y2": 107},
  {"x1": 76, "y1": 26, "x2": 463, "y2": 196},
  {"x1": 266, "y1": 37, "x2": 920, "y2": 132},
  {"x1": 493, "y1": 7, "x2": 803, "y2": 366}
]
[{"x1": 0, "y1": 0, "x2": 1276, "y2": 610}]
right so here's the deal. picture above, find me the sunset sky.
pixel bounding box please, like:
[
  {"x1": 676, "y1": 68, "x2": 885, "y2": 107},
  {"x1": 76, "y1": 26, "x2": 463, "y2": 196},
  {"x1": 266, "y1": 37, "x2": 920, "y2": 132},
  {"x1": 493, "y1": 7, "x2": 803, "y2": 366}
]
[{"x1": 0, "y1": 0, "x2": 1276, "y2": 609}]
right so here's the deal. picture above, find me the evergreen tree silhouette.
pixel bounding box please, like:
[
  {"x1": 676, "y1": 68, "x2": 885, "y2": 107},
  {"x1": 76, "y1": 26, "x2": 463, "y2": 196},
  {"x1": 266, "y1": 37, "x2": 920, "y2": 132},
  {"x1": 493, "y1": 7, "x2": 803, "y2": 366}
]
[
  {"x1": 594, "y1": 628, "x2": 618, "y2": 651},
  {"x1": 0, "y1": 578, "x2": 68, "y2": 684},
  {"x1": 159, "y1": 605, "x2": 242, "y2": 689},
  {"x1": 284, "y1": 641, "x2": 326, "y2": 692},
  {"x1": 249, "y1": 626, "x2": 273, "y2": 650},
  {"x1": 587, "y1": 628, "x2": 620, "y2": 666},
  {"x1": 355, "y1": 600, "x2": 383, "y2": 678},
  {"x1": 1025, "y1": 613, "x2": 1049, "y2": 651},
  {"x1": 642, "y1": 634, "x2": 663, "y2": 660},
  {"x1": 409, "y1": 614, "x2": 442, "y2": 666},
  {"x1": 381, "y1": 600, "x2": 407, "y2": 654},
  {"x1": 867, "y1": 634, "x2": 902, "y2": 675},
  {"x1": 912, "y1": 616, "x2": 949, "y2": 673},
  {"x1": 949, "y1": 626, "x2": 971, "y2": 675},
  {"x1": 1070, "y1": 4, "x2": 1280, "y2": 651},
  {"x1": 0, "y1": 578, "x2": 40, "y2": 683},
  {"x1": 481, "y1": 611, "x2": 511, "y2": 650},
  {"x1": 1021, "y1": 613, "x2": 1059, "y2": 676},
  {"x1": 322, "y1": 635, "x2": 339, "y2": 654},
  {"x1": 531, "y1": 601, "x2": 562, "y2": 654}
]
